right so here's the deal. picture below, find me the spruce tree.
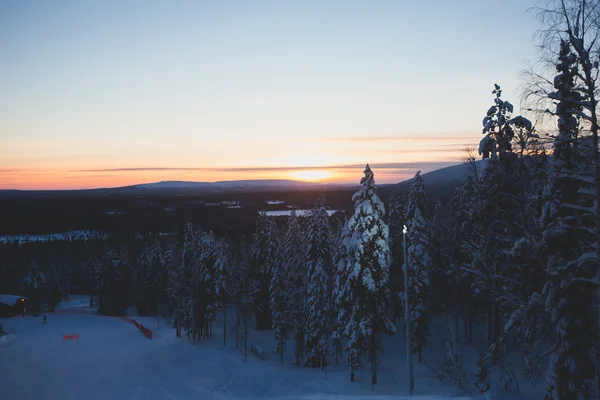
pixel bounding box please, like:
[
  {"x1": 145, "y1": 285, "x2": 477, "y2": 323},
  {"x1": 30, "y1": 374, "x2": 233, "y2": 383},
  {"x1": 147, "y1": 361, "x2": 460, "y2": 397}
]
[
  {"x1": 252, "y1": 212, "x2": 279, "y2": 331},
  {"x1": 97, "y1": 248, "x2": 127, "y2": 316},
  {"x1": 24, "y1": 259, "x2": 45, "y2": 310},
  {"x1": 270, "y1": 211, "x2": 298, "y2": 363},
  {"x1": 405, "y1": 171, "x2": 426, "y2": 224},
  {"x1": 338, "y1": 164, "x2": 395, "y2": 384},
  {"x1": 542, "y1": 40, "x2": 597, "y2": 400},
  {"x1": 198, "y1": 231, "x2": 222, "y2": 338},
  {"x1": 387, "y1": 187, "x2": 406, "y2": 323},
  {"x1": 406, "y1": 206, "x2": 432, "y2": 363},
  {"x1": 472, "y1": 84, "x2": 532, "y2": 363},
  {"x1": 304, "y1": 194, "x2": 333, "y2": 369},
  {"x1": 332, "y1": 216, "x2": 352, "y2": 365}
]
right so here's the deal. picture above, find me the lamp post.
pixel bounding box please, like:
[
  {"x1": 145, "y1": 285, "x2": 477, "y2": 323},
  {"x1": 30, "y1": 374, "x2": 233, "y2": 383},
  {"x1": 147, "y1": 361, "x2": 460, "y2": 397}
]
[{"x1": 403, "y1": 224, "x2": 414, "y2": 395}]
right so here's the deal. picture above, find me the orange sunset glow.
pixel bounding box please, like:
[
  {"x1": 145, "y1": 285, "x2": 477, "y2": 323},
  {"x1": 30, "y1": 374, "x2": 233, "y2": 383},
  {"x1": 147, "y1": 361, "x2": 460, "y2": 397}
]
[{"x1": 0, "y1": 137, "x2": 474, "y2": 190}]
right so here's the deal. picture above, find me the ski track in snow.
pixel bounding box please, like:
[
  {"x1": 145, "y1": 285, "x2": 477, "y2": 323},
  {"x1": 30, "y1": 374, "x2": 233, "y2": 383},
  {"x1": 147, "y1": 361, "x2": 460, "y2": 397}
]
[{"x1": 0, "y1": 298, "x2": 480, "y2": 400}]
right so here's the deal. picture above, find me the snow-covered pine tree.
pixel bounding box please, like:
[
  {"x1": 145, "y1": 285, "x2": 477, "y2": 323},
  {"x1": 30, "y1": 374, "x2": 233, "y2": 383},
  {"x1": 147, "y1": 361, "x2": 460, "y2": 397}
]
[
  {"x1": 387, "y1": 187, "x2": 405, "y2": 323},
  {"x1": 86, "y1": 257, "x2": 101, "y2": 308},
  {"x1": 46, "y1": 264, "x2": 64, "y2": 312},
  {"x1": 136, "y1": 242, "x2": 158, "y2": 316},
  {"x1": 198, "y1": 231, "x2": 223, "y2": 339},
  {"x1": 180, "y1": 222, "x2": 203, "y2": 341},
  {"x1": 24, "y1": 259, "x2": 45, "y2": 311},
  {"x1": 252, "y1": 211, "x2": 279, "y2": 331},
  {"x1": 165, "y1": 243, "x2": 182, "y2": 334},
  {"x1": 228, "y1": 237, "x2": 257, "y2": 355},
  {"x1": 542, "y1": 40, "x2": 597, "y2": 400},
  {"x1": 340, "y1": 164, "x2": 395, "y2": 384},
  {"x1": 25, "y1": 258, "x2": 45, "y2": 290},
  {"x1": 406, "y1": 206, "x2": 432, "y2": 363},
  {"x1": 332, "y1": 216, "x2": 353, "y2": 365},
  {"x1": 152, "y1": 240, "x2": 169, "y2": 320},
  {"x1": 405, "y1": 171, "x2": 427, "y2": 224},
  {"x1": 97, "y1": 248, "x2": 127, "y2": 316},
  {"x1": 304, "y1": 194, "x2": 334, "y2": 369},
  {"x1": 479, "y1": 84, "x2": 515, "y2": 160},
  {"x1": 178, "y1": 227, "x2": 225, "y2": 341},
  {"x1": 447, "y1": 154, "x2": 484, "y2": 342},
  {"x1": 280, "y1": 209, "x2": 307, "y2": 365},
  {"x1": 400, "y1": 170, "x2": 433, "y2": 362},
  {"x1": 429, "y1": 198, "x2": 449, "y2": 314},
  {"x1": 164, "y1": 243, "x2": 184, "y2": 335},
  {"x1": 500, "y1": 150, "x2": 548, "y2": 366},
  {"x1": 269, "y1": 260, "x2": 289, "y2": 362},
  {"x1": 470, "y1": 85, "x2": 532, "y2": 364},
  {"x1": 214, "y1": 238, "x2": 229, "y2": 347},
  {"x1": 270, "y1": 212, "x2": 296, "y2": 363}
]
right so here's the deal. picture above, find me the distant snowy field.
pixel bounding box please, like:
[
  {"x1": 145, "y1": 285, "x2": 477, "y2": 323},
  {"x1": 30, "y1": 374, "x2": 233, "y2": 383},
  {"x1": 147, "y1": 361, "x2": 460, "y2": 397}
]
[
  {"x1": 0, "y1": 230, "x2": 108, "y2": 244},
  {"x1": 0, "y1": 296, "x2": 530, "y2": 400},
  {"x1": 0, "y1": 231, "x2": 181, "y2": 244},
  {"x1": 265, "y1": 210, "x2": 340, "y2": 217}
]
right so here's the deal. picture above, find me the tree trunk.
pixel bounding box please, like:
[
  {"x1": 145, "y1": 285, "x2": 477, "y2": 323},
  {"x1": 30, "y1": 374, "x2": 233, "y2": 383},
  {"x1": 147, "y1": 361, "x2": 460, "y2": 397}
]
[
  {"x1": 235, "y1": 308, "x2": 239, "y2": 350},
  {"x1": 371, "y1": 331, "x2": 378, "y2": 385},
  {"x1": 300, "y1": 327, "x2": 305, "y2": 365},
  {"x1": 177, "y1": 302, "x2": 181, "y2": 338},
  {"x1": 463, "y1": 299, "x2": 468, "y2": 340},
  {"x1": 244, "y1": 312, "x2": 248, "y2": 359},
  {"x1": 223, "y1": 303, "x2": 227, "y2": 348},
  {"x1": 454, "y1": 280, "x2": 460, "y2": 338},
  {"x1": 486, "y1": 309, "x2": 493, "y2": 345},
  {"x1": 350, "y1": 371, "x2": 355, "y2": 382},
  {"x1": 468, "y1": 303, "x2": 473, "y2": 343},
  {"x1": 192, "y1": 297, "x2": 196, "y2": 345},
  {"x1": 418, "y1": 344, "x2": 422, "y2": 363},
  {"x1": 491, "y1": 303, "x2": 501, "y2": 365}
]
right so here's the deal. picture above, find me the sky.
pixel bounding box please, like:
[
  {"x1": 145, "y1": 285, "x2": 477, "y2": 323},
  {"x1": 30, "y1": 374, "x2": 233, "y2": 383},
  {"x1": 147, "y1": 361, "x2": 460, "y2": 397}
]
[{"x1": 0, "y1": 0, "x2": 542, "y2": 190}]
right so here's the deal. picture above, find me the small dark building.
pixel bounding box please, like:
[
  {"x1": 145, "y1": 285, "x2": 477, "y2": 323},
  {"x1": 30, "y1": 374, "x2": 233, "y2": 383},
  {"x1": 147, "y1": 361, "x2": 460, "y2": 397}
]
[{"x1": 0, "y1": 295, "x2": 27, "y2": 317}]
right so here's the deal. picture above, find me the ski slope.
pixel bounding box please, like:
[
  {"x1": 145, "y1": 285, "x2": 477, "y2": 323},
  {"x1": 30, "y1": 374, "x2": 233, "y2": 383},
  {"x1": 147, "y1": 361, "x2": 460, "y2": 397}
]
[{"x1": 0, "y1": 298, "x2": 481, "y2": 400}]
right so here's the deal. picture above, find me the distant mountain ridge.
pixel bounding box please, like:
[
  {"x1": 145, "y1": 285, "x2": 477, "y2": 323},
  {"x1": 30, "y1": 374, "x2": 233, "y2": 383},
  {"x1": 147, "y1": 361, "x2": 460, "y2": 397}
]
[
  {"x1": 135, "y1": 160, "x2": 488, "y2": 192},
  {"x1": 134, "y1": 179, "x2": 335, "y2": 189}
]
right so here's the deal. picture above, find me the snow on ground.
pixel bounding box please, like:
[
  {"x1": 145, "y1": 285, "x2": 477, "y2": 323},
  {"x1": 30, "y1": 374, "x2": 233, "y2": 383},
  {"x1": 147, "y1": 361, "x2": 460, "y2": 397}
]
[{"x1": 0, "y1": 297, "x2": 524, "y2": 400}]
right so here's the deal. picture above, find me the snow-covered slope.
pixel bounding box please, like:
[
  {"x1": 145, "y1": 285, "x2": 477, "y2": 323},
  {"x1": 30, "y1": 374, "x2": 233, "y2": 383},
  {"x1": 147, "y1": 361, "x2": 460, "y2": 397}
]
[
  {"x1": 0, "y1": 297, "x2": 485, "y2": 400},
  {"x1": 401, "y1": 160, "x2": 488, "y2": 189},
  {"x1": 378, "y1": 160, "x2": 489, "y2": 202}
]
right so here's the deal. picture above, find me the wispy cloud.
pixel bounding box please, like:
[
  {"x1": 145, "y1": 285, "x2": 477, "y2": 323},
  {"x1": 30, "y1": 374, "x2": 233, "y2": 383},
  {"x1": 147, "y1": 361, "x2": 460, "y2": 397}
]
[
  {"x1": 321, "y1": 135, "x2": 479, "y2": 142},
  {"x1": 375, "y1": 144, "x2": 475, "y2": 154},
  {"x1": 72, "y1": 161, "x2": 460, "y2": 173}
]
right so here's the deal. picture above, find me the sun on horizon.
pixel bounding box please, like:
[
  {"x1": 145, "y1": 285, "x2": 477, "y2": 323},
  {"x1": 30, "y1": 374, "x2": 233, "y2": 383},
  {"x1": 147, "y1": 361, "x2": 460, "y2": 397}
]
[{"x1": 289, "y1": 169, "x2": 334, "y2": 182}]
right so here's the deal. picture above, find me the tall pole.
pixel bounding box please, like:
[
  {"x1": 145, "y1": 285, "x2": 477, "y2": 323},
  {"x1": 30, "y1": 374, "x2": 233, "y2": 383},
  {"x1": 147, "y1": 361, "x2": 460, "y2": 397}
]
[{"x1": 403, "y1": 225, "x2": 414, "y2": 395}]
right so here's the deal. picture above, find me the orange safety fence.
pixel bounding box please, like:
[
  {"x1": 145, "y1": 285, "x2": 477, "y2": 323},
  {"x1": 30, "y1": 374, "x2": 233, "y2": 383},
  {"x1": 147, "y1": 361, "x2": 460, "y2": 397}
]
[{"x1": 120, "y1": 316, "x2": 152, "y2": 339}]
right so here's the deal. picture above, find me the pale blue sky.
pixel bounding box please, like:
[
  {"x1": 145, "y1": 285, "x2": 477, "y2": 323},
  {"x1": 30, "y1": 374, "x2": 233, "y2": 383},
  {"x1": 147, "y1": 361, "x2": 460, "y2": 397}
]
[{"x1": 0, "y1": 0, "x2": 541, "y2": 189}]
